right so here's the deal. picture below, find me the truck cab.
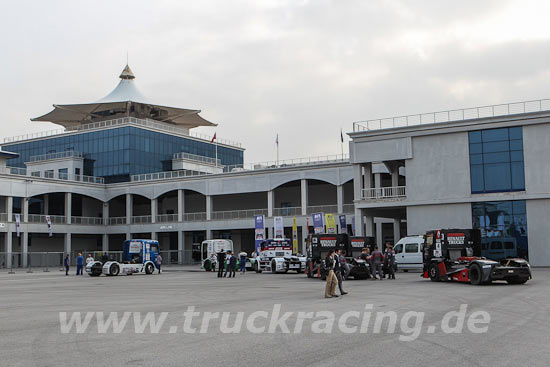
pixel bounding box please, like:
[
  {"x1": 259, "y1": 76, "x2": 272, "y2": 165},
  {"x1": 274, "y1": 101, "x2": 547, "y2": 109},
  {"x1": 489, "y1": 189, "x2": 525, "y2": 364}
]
[
  {"x1": 255, "y1": 238, "x2": 306, "y2": 273},
  {"x1": 201, "y1": 239, "x2": 233, "y2": 271},
  {"x1": 86, "y1": 239, "x2": 160, "y2": 276}
]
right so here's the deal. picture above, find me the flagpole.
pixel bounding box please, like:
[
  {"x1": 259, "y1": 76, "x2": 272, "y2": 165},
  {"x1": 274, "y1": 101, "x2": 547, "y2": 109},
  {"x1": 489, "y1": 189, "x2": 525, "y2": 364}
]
[
  {"x1": 215, "y1": 140, "x2": 218, "y2": 167},
  {"x1": 340, "y1": 128, "x2": 344, "y2": 158},
  {"x1": 276, "y1": 134, "x2": 279, "y2": 167}
]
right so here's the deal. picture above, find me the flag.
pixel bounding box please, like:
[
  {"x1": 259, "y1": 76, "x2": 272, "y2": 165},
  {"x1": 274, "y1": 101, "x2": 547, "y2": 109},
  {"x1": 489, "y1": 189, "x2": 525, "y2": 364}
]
[
  {"x1": 211, "y1": 132, "x2": 216, "y2": 143},
  {"x1": 340, "y1": 129, "x2": 344, "y2": 143},
  {"x1": 276, "y1": 134, "x2": 279, "y2": 146}
]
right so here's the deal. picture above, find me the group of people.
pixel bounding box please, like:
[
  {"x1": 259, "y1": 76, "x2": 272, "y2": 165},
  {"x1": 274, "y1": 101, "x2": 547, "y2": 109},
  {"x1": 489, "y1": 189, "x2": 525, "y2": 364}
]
[
  {"x1": 323, "y1": 242, "x2": 396, "y2": 298},
  {"x1": 215, "y1": 250, "x2": 248, "y2": 278},
  {"x1": 64, "y1": 253, "x2": 95, "y2": 276}
]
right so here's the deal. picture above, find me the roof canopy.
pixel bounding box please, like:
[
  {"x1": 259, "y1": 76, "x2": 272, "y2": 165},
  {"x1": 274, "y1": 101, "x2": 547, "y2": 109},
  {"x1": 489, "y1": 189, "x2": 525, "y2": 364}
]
[{"x1": 32, "y1": 65, "x2": 216, "y2": 129}]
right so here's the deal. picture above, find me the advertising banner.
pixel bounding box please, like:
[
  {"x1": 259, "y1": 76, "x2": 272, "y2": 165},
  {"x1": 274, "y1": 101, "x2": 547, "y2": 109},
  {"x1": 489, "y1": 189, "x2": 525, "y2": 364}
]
[
  {"x1": 325, "y1": 213, "x2": 337, "y2": 234},
  {"x1": 292, "y1": 217, "x2": 298, "y2": 254},
  {"x1": 274, "y1": 216, "x2": 284, "y2": 239},
  {"x1": 254, "y1": 215, "x2": 265, "y2": 254},
  {"x1": 312, "y1": 212, "x2": 324, "y2": 234},
  {"x1": 45, "y1": 215, "x2": 53, "y2": 237},
  {"x1": 15, "y1": 214, "x2": 21, "y2": 237},
  {"x1": 339, "y1": 215, "x2": 347, "y2": 234}
]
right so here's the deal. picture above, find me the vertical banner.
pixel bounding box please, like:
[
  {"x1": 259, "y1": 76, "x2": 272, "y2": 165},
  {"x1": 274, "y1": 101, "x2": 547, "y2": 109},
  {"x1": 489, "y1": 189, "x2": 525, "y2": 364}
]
[
  {"x1": 339, "y1": 215, "x2": 347, "y2": 234},
  {"x1": 292, "y1": 217, "x2": 298, "y2": 254},
  {"x1": 254, "y1": 215, "x2": 265, "y2": 254},
  {"x1": 46, "y1": 215, "x2": 53, "y2": 237},
  {"x1": 325, "y1": 213, "x2": 337, "y2": 234},
  {"x1": 15, "y1": 214, "x2": 21, "y2": 237},
  {"x1": 351, "y1": 216, "x2": 356, "y2": 236},
  {"x1": 274, "y1": 216, "x2": 284, "y2": 239},
  {"x1": 312, "y1": 212, "x2": 324, "y2": 234}
]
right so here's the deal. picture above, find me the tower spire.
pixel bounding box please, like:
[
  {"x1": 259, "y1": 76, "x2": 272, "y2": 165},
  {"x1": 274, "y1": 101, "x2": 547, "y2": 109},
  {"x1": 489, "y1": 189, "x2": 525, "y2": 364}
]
[{"x1": 119, "y1": 64, "x2": 135, "y2": 80}]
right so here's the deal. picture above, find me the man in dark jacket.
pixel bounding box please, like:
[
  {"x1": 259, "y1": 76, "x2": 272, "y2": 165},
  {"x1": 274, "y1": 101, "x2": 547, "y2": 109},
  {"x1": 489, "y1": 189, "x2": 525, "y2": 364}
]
[
  {"x1": 369, "y1": 246, "x2": 384, "y2": 280},
  {"x1": 334, "y1": 249, "x2": 348, "y2": 295},
  {"x1": 217, "y1": 250, "x2": 226, "y2": 278},
  {"x1": 224, "y1": 251, "x2": 237, "y2": 278},
  {"x1": 384, "y1": 242, "x2": 396, "y2": 280}
]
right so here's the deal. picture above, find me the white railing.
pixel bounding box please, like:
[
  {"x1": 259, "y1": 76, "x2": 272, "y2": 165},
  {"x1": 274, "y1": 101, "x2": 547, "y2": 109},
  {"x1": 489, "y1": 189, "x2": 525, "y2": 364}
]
[
  {"x1": 131, "y1": 215, "x2": 152, "y2": 224},
  {"x1": 354, "y1": 98, "x2": 550, "y2": 131},
  {"x1": 183, "y1": 212, "x2": 206, "y2": 222},
  {"x1": 362, "y1": 186, "x2": 406, "y2": 200},
  {"x1": 29, "y1": 151, "x2": 83, "y2": 162},
  {"x1": 71, "y1": 216, "x2": 104, "y2": 225},
  {"x1": 306, "y1": 205, "x2": 338, "y2": 214},
  {"x1": 211, "y1": 209, "x2": 268, "y2": 220},
  {"x1": 0, "y1": 166, "x2": 27, "y2": 176},
  {"x1": 131, "y1": 154, "x2": 349, "y2": 182},
  {"x1": 273, "y1": 207, "x2": 302, "y2": 217},
  {"x1": 3, "y1": 116, "x2": 242, "y2": 148},
  {"x1": 27, "y1": 214, "x2": 66, "y2": 224},
  {"x1": 157, "y1": 214, "x2": 178, "y2": 223},
  {"x1": 173, "y1": 152, "x2": 221, "y2": 166},
  {"x1": 108, "y1": 217, "x2": 126, "y2": 225},
  {"x1": 75, "y1": 175, "x2": 105, "y2": 184},
  {"x1": 0, "y1": 166, "x2": 104, "y2": 184}
]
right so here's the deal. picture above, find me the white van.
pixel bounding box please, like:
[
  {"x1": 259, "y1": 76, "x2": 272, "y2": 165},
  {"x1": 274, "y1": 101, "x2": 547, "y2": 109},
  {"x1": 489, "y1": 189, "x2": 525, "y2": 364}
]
[
  {"x1": 201, "y1": 239, "x2": 233, "y2": 271},
  {"x1": 393, "y1": 236, "x2": 424, "y2": 271}
]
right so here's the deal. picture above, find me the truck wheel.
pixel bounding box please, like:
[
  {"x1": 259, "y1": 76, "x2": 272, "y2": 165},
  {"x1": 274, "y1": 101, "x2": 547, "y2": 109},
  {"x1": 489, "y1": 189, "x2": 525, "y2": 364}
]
[
  {"x1": 108, "y1": 264, "x2": 120, "y2": 276},
  {"x1": 507, "y1": 278, "x2": 528, "y2": 285},
  {"x1": 88, "y1": 263, "x2": 102, "y2": 277},
  {"x1": 145, "y1": 263, "x2": 154, "y2": 275},
  {"x1": 204, "y1": 259, "x2": 212, "y2": 272},
  {"x1": 271, "y1": 260, "x2": 277, "y2": 273},
  {"x1": 429, "y1": 263, "x2": 440, "y2": 282},
  {"x1": 469, "y1": 263, "x2": 483, "y2": 285},
  {"x1": 254, "y1": 261, "x2": 262, "y2": 273}
]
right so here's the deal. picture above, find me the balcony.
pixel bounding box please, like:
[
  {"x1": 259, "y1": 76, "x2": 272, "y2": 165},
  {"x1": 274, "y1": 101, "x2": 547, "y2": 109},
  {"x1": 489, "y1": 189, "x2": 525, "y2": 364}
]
[
  {"x1": 27, "y1": 214, "x2": 66, "y2": 224},
  {"x1": 71, "y1": 216, "x2": 104, "y2": 225},
  {"x1": 131, "y1": 215, "x2": 152, "y2": 224},
  {"x1": 362, "y1": 186, "x2": 406, "y2": 201},
  {"x1": 183, "y1": 212, "x2": 206, "y2": 222},
  {"x1": 273, "y1": 207, "x2": 301, "y2": 217},
  {"x1": 211, "y1": 209, "x2": 268, "y2": 220},
  {"x1": 157, "y1": 214, "x2": 178, "y2": 223},
  {"x1": 29, "y1": 151, "x2": 83, "y2": 162},
  {"x1": 306, "y1": 205, "x2": 338, "y2": 215}
]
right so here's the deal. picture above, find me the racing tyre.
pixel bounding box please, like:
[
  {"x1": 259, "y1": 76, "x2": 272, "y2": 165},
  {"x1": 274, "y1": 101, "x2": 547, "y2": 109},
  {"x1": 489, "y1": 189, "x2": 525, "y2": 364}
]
[
  {"x1": 254, "y1": 261, "x2": 262, "y2": 273},
  {"x1": 507, "y1": 278, "x2": 528, "y2": 285},
  {"x1": 271, "y1": 260, "x2": 277, "y2": 273},
  {"x1": 204, "y1": 259, "x2": 212, "y2": 272},
  {"x1": 108, "y1": 263, "x2": 120, "y2": 276},
  {"x1": 145, "y1": 263, "x2": 155, "y2": 275},
  {"x1": 469, "y1": 263, "x2": 483, "y2": 285},
  {"x1": 88, "y1": 263, "x2": 102, "y2": 277},
  {"x1": 428, "y1": 263, "x2": 440, "y2": 282}
]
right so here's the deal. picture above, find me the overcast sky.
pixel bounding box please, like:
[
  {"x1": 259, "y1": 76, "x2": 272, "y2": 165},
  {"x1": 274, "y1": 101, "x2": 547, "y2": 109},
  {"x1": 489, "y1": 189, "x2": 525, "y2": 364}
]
[{"x1": 1, "y1": 0, "x2": 550, "y2": 163}]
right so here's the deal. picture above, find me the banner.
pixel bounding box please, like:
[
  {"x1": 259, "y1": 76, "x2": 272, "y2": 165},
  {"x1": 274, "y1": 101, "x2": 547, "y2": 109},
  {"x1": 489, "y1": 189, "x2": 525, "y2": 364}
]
[
  {"x1": 15, "y1": 214, "x2": 21, "y2": 237},
  {"x1": 351, "y1": 216, "x2": 355, "y2": 236},
  {"x1": 292, "y1": 217, "x2": 298, "y2": 254},
  {"x1": 274, "y1": 216, "x2": 284, "y2": 239},
  {"x1": 339, "y1": 215, "x2": 347, "y2": 234},
  {"x1": 254, "y1": 215, "x2": 265, "y2": 254},
  {"x1": 312, "y1": 212, "x2": 324, "y2": 234},
  {"x1": 325, "y1": 213, "x2": 337, "y2": 234},
  {"x1": 46, "y1": 215, "x2": 53, "y2": 237}
]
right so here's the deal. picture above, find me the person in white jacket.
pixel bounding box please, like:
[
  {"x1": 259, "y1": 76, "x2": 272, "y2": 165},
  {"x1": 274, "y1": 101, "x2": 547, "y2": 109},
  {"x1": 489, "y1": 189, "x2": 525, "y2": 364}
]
[
  {"x1": 238, "y1": 251, "x2": 247, "y2": 274},
  {"x1": 86, "y1": 254, "x2": 95, "y2": 265}
]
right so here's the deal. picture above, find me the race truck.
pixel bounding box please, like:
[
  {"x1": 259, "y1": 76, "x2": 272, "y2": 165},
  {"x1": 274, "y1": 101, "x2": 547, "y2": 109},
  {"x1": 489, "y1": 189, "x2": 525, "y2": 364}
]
[
  {"x1": 254, "y1": 238, "x2": 307, "y2": 273},
  {"x1": 86, "y1": 239, "x2": 160, "y2": 276},
  {"x1": 422, "y1": 229, "x2": 532, "y2": 285},
  {"x1": 306, "y1": 234, "x2": 374, "y2": 280},
  {"x1": 201, "y1": 239, "x2": 253, "y2": 271}
]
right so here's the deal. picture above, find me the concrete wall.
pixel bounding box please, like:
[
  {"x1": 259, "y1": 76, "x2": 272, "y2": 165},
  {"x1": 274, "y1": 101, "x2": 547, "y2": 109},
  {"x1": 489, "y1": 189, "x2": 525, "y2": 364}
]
[
  {"x1": 406, "y1": 203, "x2": 472, "y2": 236},
  {"x1": 350, "y1": 137, "x2": 412, "y2": 163},
  {"x1": 526, "y1": 199, "x2": 550, "y2": 266},
  {"x1": 523, "y1": 124, "x2": 550, "y2": 195},
  {"x1": 406, "y1": 132, "x2": 471, "y2": 202},
  {"x1": 213, "y1": 192, "x2": 267, "y2": 211},
  {"x1": 308, "y1": 182, "x2": 337, "y2": 206}
]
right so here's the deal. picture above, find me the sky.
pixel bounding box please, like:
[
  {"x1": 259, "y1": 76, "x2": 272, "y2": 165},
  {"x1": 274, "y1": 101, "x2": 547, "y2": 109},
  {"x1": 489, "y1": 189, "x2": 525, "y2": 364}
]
[{"x1": 1, "y1": 0, "x2": 550, "y2": 164}]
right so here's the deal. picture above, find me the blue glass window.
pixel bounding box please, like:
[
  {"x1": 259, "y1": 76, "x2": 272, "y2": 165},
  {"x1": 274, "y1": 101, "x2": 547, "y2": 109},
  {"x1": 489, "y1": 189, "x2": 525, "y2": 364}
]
[{"x1": 468, "y1": 127, "x2": 524, "y2": 193}]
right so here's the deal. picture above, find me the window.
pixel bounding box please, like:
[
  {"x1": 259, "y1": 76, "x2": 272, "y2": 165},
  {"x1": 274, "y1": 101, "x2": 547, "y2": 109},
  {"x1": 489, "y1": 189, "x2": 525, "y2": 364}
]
[
  {"x1": 468, "y1": 127, "x2": 525, "y2": 193},
  {"x1": 405, "y1": 243, "x2": 418, "y2": 253},
  {"x1": 31, "y1": 171, "x2": 41, "y2": 177},
  {"x1": 394, "y1": 244, "x2": 403, "y2": 254}
]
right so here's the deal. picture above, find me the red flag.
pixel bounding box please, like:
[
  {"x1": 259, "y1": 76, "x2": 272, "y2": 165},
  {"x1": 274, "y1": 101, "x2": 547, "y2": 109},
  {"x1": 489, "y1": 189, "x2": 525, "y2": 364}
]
[{"x1": 211, "y1": 133, "x2": 216, "y2": 143}]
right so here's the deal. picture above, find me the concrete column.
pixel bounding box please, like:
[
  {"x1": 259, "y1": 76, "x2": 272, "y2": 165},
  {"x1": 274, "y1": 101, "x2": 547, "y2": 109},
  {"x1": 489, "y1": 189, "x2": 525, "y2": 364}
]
[
  {"x1": 65, "y1": 192, "x2": 72, "y2": 224},
  {"x1": 376, "y1": 220, "x2": 383, "y2": 248},
  {"x1": 102, "y1": 233, "x2": 109, "y2": 252},
  {"x1": 125, "y1": 233, "x2": 131, "y2": 241},
  {"x1": 23, "y1": 197, "x2": 29, "y2": 223},
  {"x1": 365, "y1": 215, "x2": 374, "y2": 237},
  {"x1": 5, "y1": 232, "x2": 12, "y2": 268},
  {"x1": 102, "y1": 202, "x2": 109, "y2": 225},
  {"x1": 126, "y1": 193, "x2": 132, "y2": 225},
  {"x1": 354, "y1": 208, "x2": 364, "y2": 236},
  {"x1": 393, "y1": 218, "x2": 401, "y2": 243},
  {"x1": 178, "y1": 231, "x2": 184, "y2": 264},
  {"x1": 43, "y1": 194, "x2": 49, "y2": 215},
  {"x1": 206, "y1": 229, "x2": 212, "y2": 240},
  {"x1": 151, "y1": 198, "x2": 157, "y2": 224},
  {"x1": 6, "y1": 196, "x2": 13, "y2": 222},
  {"x1": 22, "y1": 232, "x2": 28, "y2": 267},
  {"x1": 364, "y1": 163, "x2": 373, "y2": 189},
  {"x1": 353, "y1": 164, "x2": 363, "y2": 201},
  {"x1": 374, "y1": 173, "x2": 381, "y2": 189},
  {"x1": 391, "y1": 163, "x2": 399, "y2": 187},
  {"x1": 152, "y1": 232, "x2": 157, "y2": 241},
  {"x1": 337, "y1": 184, "x2": 344, "y2": 213},
  {"x1": 267, "y1": 190, "x2": 274, "y2": 217},
  {"x1": 301, "y1": 179, "x2": 308, "y2": 216},
  {"x1": 177, "y1": 189, "x2": 184, "y2": 222},
  {"x1": 206, "y1": 196, "x2": 213, "y2": 221},
  {"x1": 64, "y1": 233, "x2": 72, "y2": 255}
]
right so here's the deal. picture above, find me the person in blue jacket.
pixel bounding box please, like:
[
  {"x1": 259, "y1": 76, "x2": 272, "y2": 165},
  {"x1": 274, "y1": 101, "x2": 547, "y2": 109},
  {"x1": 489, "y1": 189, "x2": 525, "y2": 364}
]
[
  {"x1": 64, "y1": 254, "x2": 70, "y2": 276},
  {"x1": 76, "y1": 253, "x2": 84, "y2": 275}
]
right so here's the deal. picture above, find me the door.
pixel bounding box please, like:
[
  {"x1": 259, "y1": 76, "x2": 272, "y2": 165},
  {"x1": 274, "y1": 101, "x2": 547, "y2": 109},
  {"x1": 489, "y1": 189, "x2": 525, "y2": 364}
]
[
  {"x1": 394, "y1": 243, "x2": 404, "y2": 266},
  {"x1": 403, "y1": 242, "x2": 422, "y2": 268}
]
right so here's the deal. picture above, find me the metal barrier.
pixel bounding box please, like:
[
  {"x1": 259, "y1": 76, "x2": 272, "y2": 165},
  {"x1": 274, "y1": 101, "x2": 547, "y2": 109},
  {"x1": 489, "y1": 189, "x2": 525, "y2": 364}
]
[
  {"x1": 306, "y1": 205, "x2": 338, "y2": 215},
  {"x1": 362, "y1": 186, "x2": 406, "y2": 200},
  {"x1": 273, "y1": 207, "x2": 302, "y2": 216},
  {"x1": 211, "y1": 209, "x2": 268, "y2": 220}
]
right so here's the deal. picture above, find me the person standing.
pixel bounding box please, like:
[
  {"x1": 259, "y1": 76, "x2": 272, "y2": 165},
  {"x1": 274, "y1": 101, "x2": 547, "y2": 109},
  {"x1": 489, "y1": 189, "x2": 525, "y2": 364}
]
[
  {"x1": 229, "y1": 252, "x2": 237, "y2": 278},
  {"x1": 334, "y1": 249, "x2": 348, "y2": 295},
  {"x1": 76, "y1": 253, "x2": 84, "y2": 275},
  {"x1": 217, "y1": 250, "x2": 226, "y2": 278},
  {"x1": 156, "y1": 253, "x2": 163, "y2": 274},
  {"x1": 324, "y1": 250, "x2": 339, "y2": 298},
  {"x1": 360, "y1": 248, "x2": 372, "y2": 279},
  {"x1": 369, "y1": 246, "x2": 384, "y2": 280},
  {"x1": 239, "y1": 251, "x2": 247, "y2": 274},
  {"x1": 64, "y1": 254, "x2": 70, "y2": 276},
  {"x1": 384, "y1": 242, "x2": 396, "y2": 280},
  {"x1": 340, "y1": 250, "x2": 350, "y2": 280},
  {"x1": 86, "y1": 253, "x2": 94, "y2": 266}
]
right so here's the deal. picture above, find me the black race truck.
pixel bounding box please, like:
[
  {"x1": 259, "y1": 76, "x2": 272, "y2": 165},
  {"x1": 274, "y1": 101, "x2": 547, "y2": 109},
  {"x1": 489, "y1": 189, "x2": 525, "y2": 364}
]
[
  {"x1": 422, "y1": 229, "x2": 531, "y2": 285},
  {"x1": 306, "y1": 233, "x2": 374, "y2": 280}
]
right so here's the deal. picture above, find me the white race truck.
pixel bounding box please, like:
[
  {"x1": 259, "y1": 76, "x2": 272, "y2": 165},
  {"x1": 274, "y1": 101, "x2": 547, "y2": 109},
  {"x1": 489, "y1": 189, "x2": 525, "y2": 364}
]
[
  {"x1": 254, "y1": 238, "x2": 306, "y2": 273},
  {"x1": 86, "y1": 239, "x2": 160, "y2": 276},
  {"x1": 201, "y1": 239, "x2": 233, "y2": 271}
]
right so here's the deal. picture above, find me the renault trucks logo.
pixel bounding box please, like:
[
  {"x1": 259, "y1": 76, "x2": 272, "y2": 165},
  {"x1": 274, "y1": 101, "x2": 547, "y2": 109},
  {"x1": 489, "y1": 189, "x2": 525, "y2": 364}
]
[
  {"x1": 447, "y1": 233, "x2": 466, "y2": 245},
  {"x1": 320, "y1": 238, "x2": 337, "y2": 247},
  {"x1": 351, "y1": 240, "x2": 363, "y2": 248}
]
